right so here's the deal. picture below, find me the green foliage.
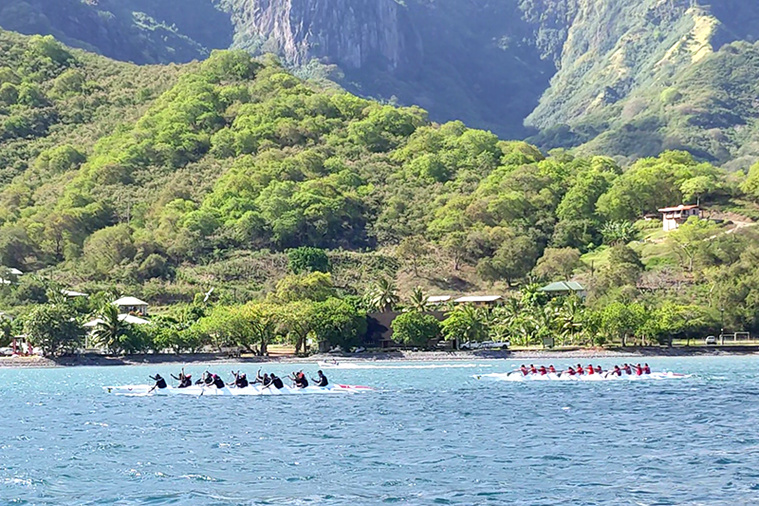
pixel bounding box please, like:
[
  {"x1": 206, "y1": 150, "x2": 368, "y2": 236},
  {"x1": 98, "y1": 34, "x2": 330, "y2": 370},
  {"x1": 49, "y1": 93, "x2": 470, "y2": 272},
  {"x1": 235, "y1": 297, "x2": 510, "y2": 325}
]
[
  {"x1": 287, "y1": 246, "x2": 330, "y2": 274},
  {"x1": 274, "y1": 271, "x2": 336, "y2": 302},
  {"x1": 391, "y1": 312, "x2": 440, "y2": 346},
  {"x1": 311, "y1": 297, "x2": 366, "y2": 350},
  {"x1": 23, "y1": 304, "x2": 84, "y2": 356},
  {"x1": 366, "y1": 277, "x2": 400, "y2": 312},
  {"x1": 601, "y1": 221, "x2": 637, "y2": 246},
  {"x1": 441, "y1": 306, "x2": 488, "y2": 344},
  {"x1": 533, "y1": 247, "x2": 581, "y2": 281}
]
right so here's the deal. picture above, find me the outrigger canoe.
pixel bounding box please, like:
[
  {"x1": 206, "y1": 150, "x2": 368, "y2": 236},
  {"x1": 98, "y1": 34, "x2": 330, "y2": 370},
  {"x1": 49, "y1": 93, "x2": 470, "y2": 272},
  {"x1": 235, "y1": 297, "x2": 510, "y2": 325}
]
[{"x1": 103, "y1": 383, "x2": 373, "y2": 396}]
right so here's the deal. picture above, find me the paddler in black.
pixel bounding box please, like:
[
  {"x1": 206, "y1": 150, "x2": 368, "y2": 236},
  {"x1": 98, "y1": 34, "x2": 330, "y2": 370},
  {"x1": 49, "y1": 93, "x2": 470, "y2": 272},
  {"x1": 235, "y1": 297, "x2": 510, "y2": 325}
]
[
  {"x1": 211, "y1": 373, "x2": 226, "y2": 388},
  {"x1": 269, "y1": 373, "x2": 284, "y2": 389},
  {"x1": 253, "y1": 370, "x2": 269, "y2": 386},
  {"x1": 312, "y1": 370, "x2": 328, "y2": 387},
  {"x1": 289, "y1": 371, "x2": 309, "y2": 388},
  {"x1": 171, "y1": 368, "x2": 192, "y2": 388},
  {"x1": 199, "y1": 371, "x2": 214, "y2": 386},
  {"x1": 232, "y1": 370, "x2": 249, "y2": 388},
  {"x1": 149, "y1": 373, "x2": 167, "y2": 392}
]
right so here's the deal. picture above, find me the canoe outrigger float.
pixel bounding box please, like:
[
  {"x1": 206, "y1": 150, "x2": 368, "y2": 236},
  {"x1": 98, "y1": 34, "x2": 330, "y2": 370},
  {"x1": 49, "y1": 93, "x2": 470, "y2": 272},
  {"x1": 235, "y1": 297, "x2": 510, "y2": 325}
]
[{"x1": 103, "y1": 384, "x2": 373, "y2": 396}]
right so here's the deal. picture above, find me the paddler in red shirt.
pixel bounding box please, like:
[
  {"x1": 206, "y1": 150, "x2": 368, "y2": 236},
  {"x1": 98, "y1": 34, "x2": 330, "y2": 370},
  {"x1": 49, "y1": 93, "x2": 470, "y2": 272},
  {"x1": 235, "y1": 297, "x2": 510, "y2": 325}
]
[
  {"x1": 643, "y1": 363, "x2": 651, "y2": 374},
  {"x1": 538, "y1": 365, "x2": 547, "y2": 375},
  {"x1": 575, "y1": 364, "x2": 584, "y2": 375}
]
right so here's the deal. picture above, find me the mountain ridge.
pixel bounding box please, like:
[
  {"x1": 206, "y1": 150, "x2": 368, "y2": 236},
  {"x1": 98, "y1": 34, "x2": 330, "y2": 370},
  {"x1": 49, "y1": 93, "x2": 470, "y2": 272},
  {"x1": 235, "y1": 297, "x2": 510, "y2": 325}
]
[{"x1": 3, "y1": 1, "x2": 759, "y2": 164}]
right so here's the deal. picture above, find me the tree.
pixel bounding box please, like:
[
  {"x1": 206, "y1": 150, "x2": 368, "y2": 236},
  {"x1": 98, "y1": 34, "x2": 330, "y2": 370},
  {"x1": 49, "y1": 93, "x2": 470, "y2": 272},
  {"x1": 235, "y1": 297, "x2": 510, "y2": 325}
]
[
  {"x1": 406, "y1": 286, "x2": 429, "y2": 312},
  {"x1": 441, "y1": 231, "x2": 468, "y2": 270},
  {"x1": 742, "y1": 161, "x2": 759, "y2": 202},
  {"x1": 278, "y1": 300, "x2": 317, "y2": 355},
  {"x1": 599, "y1": 302, "x2": 647, "y2": 346},
  {"x1": 244, "y1": 302, "x2": 278, "y2": 356},
  {"x1": 669, "y1": 216, "x2": 720, "y2": 272},
  {"x1": 194, "y1": 305, "x2": 254, "y2": 351},
  {"x1": 601, "y1": 221, "x2": 637, "y2": 245},
  {"x1": 367, "y1": 277, "x2": 400, "y2": 312},
  {"x1": 476, "y1": 236, "x2": 537, "y2": 287},
  {"x1": 81, "y1": 225, "x2": 136, "y2": 278},
  {"x1": 533, "y1": 247, "x2": 581, "y2": 281},
  {"x1": 441, "y1": 306, "x2": 488, "y2": 346},
  {"x1": 397, "y1": 235, "x2": 429, "y2": 277},
  {"x1": 311, "y1": 298, "x2": 367, "y2": 350},
  {"x1": 91, "y1": 304, "x2": 135, "y2": 354},
  {"x1": 391, "y1": 312, "x2": 440, "y2": 347},
  {"x1": 681, "y1": 176, "x2": 715, "y2": 205},
  {"x1": 287, "y1": 246, "x2": 330, "y2": 274},
  {"x1": 274, "y1": 272, "x2": 336, "y2": 302},
  {"x1": 23, "y1": 305, "x2": 84, "y2": 356}
]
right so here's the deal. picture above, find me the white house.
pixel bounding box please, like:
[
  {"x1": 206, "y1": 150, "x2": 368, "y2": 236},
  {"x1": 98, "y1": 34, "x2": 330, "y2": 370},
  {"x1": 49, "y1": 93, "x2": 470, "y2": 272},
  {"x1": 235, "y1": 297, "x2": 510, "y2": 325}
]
[
  {"x1": 658, "y1": 204, "x2": 701, "y2": 232},
  {"x1": 427, "y1": 295, "x2": 452, "y2": 306},
  {"x1": 113, "y1": 296, "x2": 149, "y2": 315},
  {"x1": 453, "y1": 295, "x2": 503, "y2": 308}
]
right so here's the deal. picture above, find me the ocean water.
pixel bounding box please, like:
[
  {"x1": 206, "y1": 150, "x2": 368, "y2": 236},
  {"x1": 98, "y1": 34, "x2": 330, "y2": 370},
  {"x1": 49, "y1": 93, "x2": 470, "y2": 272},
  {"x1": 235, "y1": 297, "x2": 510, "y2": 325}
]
[{"x1": 2, "y1": 357, "x2": 759, "y2": 505}]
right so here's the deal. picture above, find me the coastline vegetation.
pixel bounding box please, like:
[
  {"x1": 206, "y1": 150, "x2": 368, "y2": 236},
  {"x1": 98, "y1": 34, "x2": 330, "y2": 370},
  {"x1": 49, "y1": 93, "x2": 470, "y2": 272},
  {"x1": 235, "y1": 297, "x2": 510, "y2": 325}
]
[{"x1": 0, "y1": 31, "x2": 759, "y2": 357}]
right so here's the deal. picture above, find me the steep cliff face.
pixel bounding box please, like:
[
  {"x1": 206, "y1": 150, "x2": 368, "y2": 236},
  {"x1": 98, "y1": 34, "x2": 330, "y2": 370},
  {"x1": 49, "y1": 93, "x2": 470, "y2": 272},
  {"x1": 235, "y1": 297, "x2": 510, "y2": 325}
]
[
  {"x1": 226, "y1": 0, "x2": 420, "y2": 71},
  {"x1": 0, "y1": 0, "x2": 233, "y2": 64},
  {"x1": 223, "y1": 0, "x2": 554, "y2": 138}
]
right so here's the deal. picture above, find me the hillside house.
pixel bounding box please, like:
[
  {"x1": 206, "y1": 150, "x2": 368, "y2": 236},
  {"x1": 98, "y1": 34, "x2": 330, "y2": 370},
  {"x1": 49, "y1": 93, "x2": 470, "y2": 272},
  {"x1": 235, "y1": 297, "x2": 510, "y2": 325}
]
[
  {"x1": 658, "y1": 204, "x2": 701, "y2": 231},
  {"x1": 539, "y1": 281, "x2": 587, "y2": 298},
  {"x1": 427, "y1": 295, "x2": 452, "y2": 306},
  {"x1": 453, "y1": 295, "x2": 502, "y2": 308},
  {"x1": 113, "y1": 296, "x2": 149, "y2": 316}
]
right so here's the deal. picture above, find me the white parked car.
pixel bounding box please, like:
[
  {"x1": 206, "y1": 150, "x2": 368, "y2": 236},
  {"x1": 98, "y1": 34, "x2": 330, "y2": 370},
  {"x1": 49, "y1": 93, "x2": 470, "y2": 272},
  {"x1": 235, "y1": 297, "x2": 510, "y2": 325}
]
[{"x1": 705, "y1": 335, "x2": 718, "y2": 345}]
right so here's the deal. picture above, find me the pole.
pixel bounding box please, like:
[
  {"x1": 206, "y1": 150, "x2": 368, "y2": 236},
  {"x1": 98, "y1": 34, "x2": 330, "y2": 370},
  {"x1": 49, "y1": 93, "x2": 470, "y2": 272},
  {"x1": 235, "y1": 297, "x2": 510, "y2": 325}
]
[{"x1": 720, "y1": 308, "x2": 725, "y2": 345}]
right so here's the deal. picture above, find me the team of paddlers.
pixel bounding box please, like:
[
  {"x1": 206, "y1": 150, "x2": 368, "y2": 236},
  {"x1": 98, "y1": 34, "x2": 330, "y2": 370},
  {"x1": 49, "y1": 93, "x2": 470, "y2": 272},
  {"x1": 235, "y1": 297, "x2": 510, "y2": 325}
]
[
  {"x1": 148, "y1": 368, "x2": 329, "y2": 391},
  {"x1": 514, "y1": 363, "x2": 651, "y2": 377}
]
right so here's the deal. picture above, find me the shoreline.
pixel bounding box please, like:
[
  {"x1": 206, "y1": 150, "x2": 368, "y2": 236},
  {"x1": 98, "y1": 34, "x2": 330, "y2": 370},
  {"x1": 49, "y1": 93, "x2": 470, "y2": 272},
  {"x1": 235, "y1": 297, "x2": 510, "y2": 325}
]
[{"x1": 2, "y1": 346, "x2": 759, "y2": 369}]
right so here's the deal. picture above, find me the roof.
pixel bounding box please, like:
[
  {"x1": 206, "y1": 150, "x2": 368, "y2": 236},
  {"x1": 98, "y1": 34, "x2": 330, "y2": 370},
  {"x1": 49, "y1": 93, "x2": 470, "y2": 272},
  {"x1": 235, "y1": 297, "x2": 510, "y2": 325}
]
[
  {"x1": 62, "y1": 290, "x2": 88, "y2": 297},
  {"x1": 113, "y1": 296, "x2": 148, "y2": 306},
  {"x1": 454, "y1": 295, "x2": 502, "y2": 303},
  {"x1": 427, "y1": 295, "x2": 452, "y2": 303},
  {"x1": 84, "y1": 314, "x2": 150, "y2": 327},
  {"x1": 5, "y1": 268, "x2": 22, "y2": 276},
  {"x1": 658, "y1": 204, "x2": 699, "y2": 213},
  {"x1": 539, "y1": 281, "x2": 586, "y2": 293}
]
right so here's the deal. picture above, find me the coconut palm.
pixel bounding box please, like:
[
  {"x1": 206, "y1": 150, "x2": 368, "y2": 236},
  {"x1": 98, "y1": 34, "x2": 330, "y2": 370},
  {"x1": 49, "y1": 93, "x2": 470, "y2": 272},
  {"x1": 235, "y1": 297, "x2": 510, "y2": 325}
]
[
  {"x1": 91, "y1": 304, "x2": 130, "y2": 354},
  {"x1": 367, "y1": 277, "x2": 400, "y2": 312},
  {"x1": 407, "y1": 286, "x2": 428, "y2": 312}
]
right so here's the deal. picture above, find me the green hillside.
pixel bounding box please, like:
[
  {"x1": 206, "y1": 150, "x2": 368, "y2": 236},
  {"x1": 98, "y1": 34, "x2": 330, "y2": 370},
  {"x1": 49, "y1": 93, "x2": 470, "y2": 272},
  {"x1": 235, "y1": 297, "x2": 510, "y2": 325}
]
[
  {"x1": 534, "y1": 41, "x2": 759, "y2": 168},
  {"x1": 3, "y1": 31, "x2": 759, "y2": 354}
]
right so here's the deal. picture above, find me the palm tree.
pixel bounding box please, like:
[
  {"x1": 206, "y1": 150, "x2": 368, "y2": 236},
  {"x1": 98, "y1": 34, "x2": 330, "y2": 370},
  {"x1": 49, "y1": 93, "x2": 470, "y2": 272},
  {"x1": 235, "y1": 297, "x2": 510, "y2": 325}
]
[
  {"x1": 91, "y1": 304, "x2": 129, "y2": 354},
  {"x1": 407, "y1": 286, "x2": 428, "y2": 312},
  {"x1": 367, "y1": 277, "x2": 400, "y2": 312}
]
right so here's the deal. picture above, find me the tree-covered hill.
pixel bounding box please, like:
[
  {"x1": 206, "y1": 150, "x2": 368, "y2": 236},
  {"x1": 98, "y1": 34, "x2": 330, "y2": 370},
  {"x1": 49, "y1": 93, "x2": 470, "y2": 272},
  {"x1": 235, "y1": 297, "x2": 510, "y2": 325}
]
[
  {"x1": 5, "y1": 31, "x2": 759, "y2": 346},
  {"x1": 6, "y1": 0, "x2": 759, "y2": 166}
]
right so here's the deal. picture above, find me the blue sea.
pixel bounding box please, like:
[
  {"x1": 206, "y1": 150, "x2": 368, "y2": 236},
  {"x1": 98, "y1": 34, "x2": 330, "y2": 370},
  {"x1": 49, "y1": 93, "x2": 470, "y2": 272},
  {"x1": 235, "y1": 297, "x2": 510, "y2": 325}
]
[{"x1": 2, "y1": 357, "x2": 759, "y2": 505}]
